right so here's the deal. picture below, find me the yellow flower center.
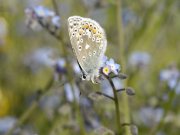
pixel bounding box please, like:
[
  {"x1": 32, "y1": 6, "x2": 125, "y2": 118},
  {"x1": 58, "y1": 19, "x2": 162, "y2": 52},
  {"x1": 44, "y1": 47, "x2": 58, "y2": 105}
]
[{"x1": 103, "y1": 67, "x2": 110, "y2": 75}]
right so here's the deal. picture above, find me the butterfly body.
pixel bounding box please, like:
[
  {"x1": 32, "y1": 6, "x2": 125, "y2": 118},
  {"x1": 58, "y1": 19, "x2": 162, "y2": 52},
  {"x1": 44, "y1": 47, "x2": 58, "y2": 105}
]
[{"x1": 68, "y1": 16, "x2": 107, "y2": 83}]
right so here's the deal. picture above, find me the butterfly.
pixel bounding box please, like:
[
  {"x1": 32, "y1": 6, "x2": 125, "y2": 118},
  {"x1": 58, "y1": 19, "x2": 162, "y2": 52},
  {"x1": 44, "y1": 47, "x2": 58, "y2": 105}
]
[{"x1": 68, "y1": 16, "x2": 107, "y2": 83}]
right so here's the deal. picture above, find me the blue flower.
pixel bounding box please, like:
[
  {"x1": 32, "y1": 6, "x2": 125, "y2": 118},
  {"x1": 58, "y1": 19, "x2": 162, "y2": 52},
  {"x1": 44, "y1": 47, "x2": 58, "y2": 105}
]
[
  {"x1": 54, "y1": 58, "x2": 66, "y2": 74},
  {"x1": 64, "y1": 83, "x2": 80, "y2": 102},
  {"x1": 102, "y1": 55, "x2": 108, "y2": 66},
  {"x1": 23, "y1": 47, "x2": 56, "y2": 72},
  {"x1": 160, "y1": 66, "x2": 179, "y2": 89},
  {"x1": 25, "y1": 6, "x2": 61, "y2": 32},
  {"x1": 128, "y1": 51, "x2": 151, "y2": 67},
  {"x1": 0, "y1": 117, "x2": 17, "y2": 133},
  {"x1": 105, "y1": 58, "x2": 121, "y2": 75},
  {"x1": 101, "y1": 56, "x2": 121, "y2": 75},
  {"x1": 52, "y1": 16, "x2": 61, "y2": 28},
  {"x1": 25, "y1": 8, "x2": 42, "y2": 31},
  {"x1": 34, "y1": 6, "x2": 55, "y2": 17},
  {"x1": 139, "y1": 107, "x2": 164, "y2": 127}
]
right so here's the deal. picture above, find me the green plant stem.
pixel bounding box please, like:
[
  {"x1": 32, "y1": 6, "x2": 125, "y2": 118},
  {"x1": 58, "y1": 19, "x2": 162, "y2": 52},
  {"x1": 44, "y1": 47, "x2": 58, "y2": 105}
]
[
  {"x1": 5, "y1": 102, "x2": 38, "y2": 135},
  {"x1": 149, "y1": 80, "x2": 178, "y2": 135},
  {"x1": 52, "y1": 0, "x2": 60, "y2": 16},
  {"x1": 126, "y1": 0, "x2": 160, "y2": 52},
  {"x1": 95, "y1": 91, "x2": 114, "y2": 101},
  {"x1": 5, "y1": 77, "x2": 54, "y2": 135},
  {"x1": 50, "y1": 0, "x2": 76, "y2": 105},
  {"x1": 107, "y1": 76, "x2": 121, "y2": 135},
  {"x1": 51, "y1": 1, "x2": 85, "y2": 134},
  {"x1": 116, "y1": 0, "x2": 132, "y2": 135}
]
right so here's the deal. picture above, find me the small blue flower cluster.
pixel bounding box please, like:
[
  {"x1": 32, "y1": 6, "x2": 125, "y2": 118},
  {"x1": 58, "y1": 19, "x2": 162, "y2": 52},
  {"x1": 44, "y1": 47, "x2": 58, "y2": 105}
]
[
  {"x1": 128, "y1": 51, "x2": 151, "y2": 68},
  {"x1": 160, "y1": 65, "x2": 180, "y2": 92},
  {"x1": 25, "y1": 6, "x2": 60, "y2": 30},
  {"x1": 101, "y1": 56, "x2": 121, "y2": 76}
]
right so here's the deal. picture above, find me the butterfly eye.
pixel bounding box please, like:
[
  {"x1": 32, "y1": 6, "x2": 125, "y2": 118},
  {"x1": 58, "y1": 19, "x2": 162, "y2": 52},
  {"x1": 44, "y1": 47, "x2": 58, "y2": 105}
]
[{"x1": 82, "y1": 74, "x2": 87, "y2": 80}]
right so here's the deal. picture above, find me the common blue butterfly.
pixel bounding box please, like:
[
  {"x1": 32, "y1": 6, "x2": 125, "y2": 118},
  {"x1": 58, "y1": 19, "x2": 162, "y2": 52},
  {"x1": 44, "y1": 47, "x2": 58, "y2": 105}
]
[{"x1": 68, "y1": 16, "x2": 107, "y2": 83}]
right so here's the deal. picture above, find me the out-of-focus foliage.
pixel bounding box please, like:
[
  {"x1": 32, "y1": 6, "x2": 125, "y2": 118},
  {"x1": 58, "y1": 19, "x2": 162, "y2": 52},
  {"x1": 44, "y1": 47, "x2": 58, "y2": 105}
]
[{"x1": 0, "y1": 0, "x2": 179, "y2": 135}]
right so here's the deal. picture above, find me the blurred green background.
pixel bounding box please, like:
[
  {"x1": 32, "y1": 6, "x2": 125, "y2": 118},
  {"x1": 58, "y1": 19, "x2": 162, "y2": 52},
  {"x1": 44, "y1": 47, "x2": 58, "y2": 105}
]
[{"x1": 0, "y1": 0, "x2": 179, "y2": 135}]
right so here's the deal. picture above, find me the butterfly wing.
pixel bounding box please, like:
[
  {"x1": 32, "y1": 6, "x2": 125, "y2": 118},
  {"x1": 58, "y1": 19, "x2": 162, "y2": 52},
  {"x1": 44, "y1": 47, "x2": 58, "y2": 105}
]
[{"x1": 68, "y1": 16, "x2": 107, "y2": 82}]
